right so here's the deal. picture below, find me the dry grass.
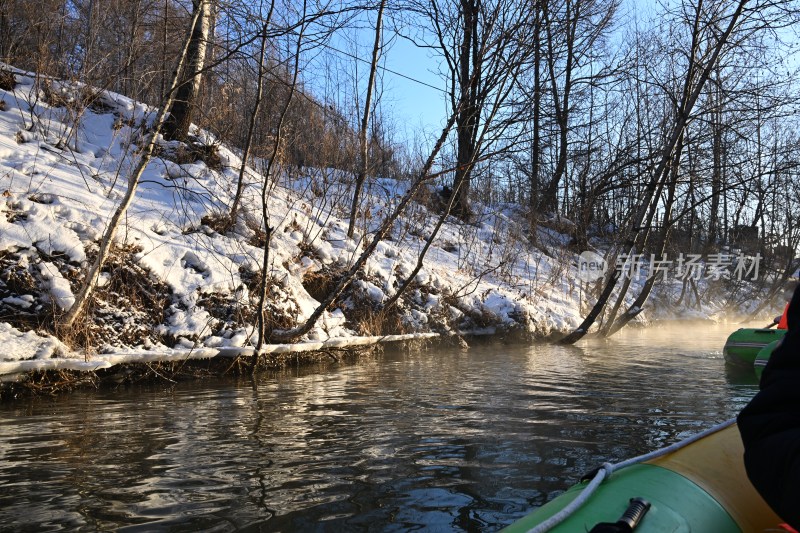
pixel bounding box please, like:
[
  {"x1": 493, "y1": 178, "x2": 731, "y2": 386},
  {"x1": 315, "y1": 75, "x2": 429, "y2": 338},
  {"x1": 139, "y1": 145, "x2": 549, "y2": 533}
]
[
  {"x1": 155, "y1": 140, "x2": 223, "y2": 171},
  {"x1": 302, "y1": 268, "x2": 338, "y2": 303},
  {"x1": 246, "y1": 219, "x2": 268, "y2": 247},
  {"x1": 0, "y1": 359, "x2": 231, "y2": 400},
  {"x1": 1, "y1": 369, "x2": 98, "y2": 399},
  {"x1": 200, "y1": 212, "x2": 233, "y2": 234},
  {"x1": 58, "y1": 245, "x2": 170, "y2": 350},
  {"x1": 0, "y1": 250, "x2": 50, "y2": 330},
  {"x1": 237, "y1": 268, "x2": 298, "y2": 338},
  {"x1": 189, "y1": 142, "x2": 223, "y2": 170},
  {"x1": 345, "y1": 299, "x2": 406, "y2": 336},
  {"x1": 81, "y1": 87, "x2": 116, "y2": 114},
  {"x1": 39, "y1": 80, "x2": 73, "y2": 109},
  {"x1": 0, "y1": 69, "x2": 16, "y2": 91}
]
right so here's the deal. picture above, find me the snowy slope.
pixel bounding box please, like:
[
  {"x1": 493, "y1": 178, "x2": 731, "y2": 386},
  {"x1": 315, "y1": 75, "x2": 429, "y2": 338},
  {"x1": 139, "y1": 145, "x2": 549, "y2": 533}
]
[{"x1": 0, "y1": 66, "x2": 735, "y2": 372}]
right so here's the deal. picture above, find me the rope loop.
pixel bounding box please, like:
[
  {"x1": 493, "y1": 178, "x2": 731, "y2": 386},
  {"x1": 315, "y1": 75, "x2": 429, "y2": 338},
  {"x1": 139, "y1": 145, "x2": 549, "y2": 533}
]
[{"x1": 524, "y1": 418, "x2": 735, "y2": 533}]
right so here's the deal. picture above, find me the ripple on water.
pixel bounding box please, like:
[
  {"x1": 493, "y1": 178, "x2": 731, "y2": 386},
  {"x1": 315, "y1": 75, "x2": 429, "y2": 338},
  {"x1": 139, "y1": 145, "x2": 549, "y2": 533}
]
[{"x1": 0, "y1": 323, "x2": 756, "y2": 531}]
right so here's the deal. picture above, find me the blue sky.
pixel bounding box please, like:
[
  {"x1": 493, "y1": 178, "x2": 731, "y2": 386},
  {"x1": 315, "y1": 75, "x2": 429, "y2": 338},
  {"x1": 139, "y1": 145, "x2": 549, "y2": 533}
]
[
  {"x1": 302, "y1": 13, "x2": 448, "y2": 148},
  {"x1": 380, "y1": 36, "x2": 448, "y2": 138},
  {"x1": 310, "y1": 0, "x2": 662, "y2": 147}
]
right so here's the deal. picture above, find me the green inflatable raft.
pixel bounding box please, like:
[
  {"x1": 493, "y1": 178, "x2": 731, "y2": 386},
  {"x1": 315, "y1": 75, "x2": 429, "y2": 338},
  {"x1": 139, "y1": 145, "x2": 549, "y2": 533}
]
[
  {"x1": 723, "y1": 327, "x2": 785, "y2": 368},
  {"x1": 753, "y1": 339, "x2": 782, "y2": 379},
  {"x1": 502, "y1": 421, "x2": 781, "y2": 532}
]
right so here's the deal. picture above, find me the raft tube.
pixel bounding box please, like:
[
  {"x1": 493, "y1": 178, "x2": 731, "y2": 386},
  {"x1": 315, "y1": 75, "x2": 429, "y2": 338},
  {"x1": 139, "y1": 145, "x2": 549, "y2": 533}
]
[
  {"x1": 723, "y1": 327, "x2": 785, "y2": 368},
  {"x1": 753, "y1": 339, "x2": 782, "y2": 380},
  {"x1": 501, "y1": 423, "x2": 781, "y2": 532}
]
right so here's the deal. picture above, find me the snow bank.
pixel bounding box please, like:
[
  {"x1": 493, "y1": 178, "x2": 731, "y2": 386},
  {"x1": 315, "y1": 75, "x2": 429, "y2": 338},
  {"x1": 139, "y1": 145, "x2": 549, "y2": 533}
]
[{"x1": 0, "y1": 65, "x2": 766, "y2": 375}]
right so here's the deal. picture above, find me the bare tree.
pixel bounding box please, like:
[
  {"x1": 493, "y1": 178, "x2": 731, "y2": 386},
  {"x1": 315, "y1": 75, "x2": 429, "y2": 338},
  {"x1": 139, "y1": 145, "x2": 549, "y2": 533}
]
[
  {"x1": 534, "y1": 0, "x2": 619, "y2": 214},
  {"x1": 560, "y1": 0, "x2": 750, "y2": 344},
  {"x1": 405, "y1": 0, "x2": 537, "y2": 220},
  {"x1": 347, "y1": 0, "x2": 386, "y2": 239},
  {"x1": 163, "y1": 0, "x2": 213, "y2": 141},
  {"x1": 253, "y1": 0, "x2": 314, "y2": 360},
  {"x1": 59, "y1": 3, "x2": 205, "y2": 331},
  {"x1": 229, "y1": 0, "x2": 276, "y2": 227}
]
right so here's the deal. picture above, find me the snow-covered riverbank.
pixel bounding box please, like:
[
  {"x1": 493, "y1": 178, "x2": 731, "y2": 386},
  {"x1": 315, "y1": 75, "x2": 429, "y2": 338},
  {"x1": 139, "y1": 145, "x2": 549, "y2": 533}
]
[{"x1": 0, "y1": 65, "x2": 774, "y2": 385}]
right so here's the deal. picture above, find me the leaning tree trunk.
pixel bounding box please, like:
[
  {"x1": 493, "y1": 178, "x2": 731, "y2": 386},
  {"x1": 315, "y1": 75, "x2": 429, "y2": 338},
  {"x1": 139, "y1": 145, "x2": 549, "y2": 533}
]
[
  {"x1": 605, "y1": 149, "x2": 681, "y2": 336},
  {"x1": 58, "y1": 6, "x2": 203, "y2": 333},
  {"x1": 558, "y1": 0, "x2": 749, "y2": 345}
]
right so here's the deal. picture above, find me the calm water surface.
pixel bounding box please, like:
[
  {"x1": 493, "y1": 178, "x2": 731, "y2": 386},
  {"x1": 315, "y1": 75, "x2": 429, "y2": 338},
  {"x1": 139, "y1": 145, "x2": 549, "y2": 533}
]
[{"x1": 0, "y1": 323, "x2": 760, "y2": 531}]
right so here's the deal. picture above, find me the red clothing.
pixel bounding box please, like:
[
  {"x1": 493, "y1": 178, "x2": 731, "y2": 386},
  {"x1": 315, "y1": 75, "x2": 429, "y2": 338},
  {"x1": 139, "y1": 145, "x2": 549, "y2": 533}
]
[{"x1": 779, "y1": 303, "x2": 790, "y2": 330}]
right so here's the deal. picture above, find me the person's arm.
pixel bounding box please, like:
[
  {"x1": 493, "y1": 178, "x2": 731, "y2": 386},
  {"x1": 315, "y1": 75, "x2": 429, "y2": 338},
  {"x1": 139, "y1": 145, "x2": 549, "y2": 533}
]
[{"x1": 738, "y1": 286, "x2": 800, "y2": 527}]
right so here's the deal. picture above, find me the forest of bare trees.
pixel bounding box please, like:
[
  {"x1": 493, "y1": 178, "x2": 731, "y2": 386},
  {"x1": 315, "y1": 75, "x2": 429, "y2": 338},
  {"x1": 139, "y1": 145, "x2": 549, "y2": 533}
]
[{"x1": 2, "y1": 0, "x2": 800, "y2": 350}]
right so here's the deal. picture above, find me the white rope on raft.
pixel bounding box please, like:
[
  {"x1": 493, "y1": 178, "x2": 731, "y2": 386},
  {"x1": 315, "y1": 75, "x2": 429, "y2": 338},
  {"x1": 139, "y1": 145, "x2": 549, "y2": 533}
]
[{"x1": 526, "y1": 417, "x2": 737, "y2": 533}]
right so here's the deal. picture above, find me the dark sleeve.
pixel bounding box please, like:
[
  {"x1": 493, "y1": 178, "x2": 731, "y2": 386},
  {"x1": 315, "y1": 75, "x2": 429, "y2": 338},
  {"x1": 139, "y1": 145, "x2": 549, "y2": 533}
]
[{"x1": 738, "y1": 286, "x2": 800, "y2": 528}]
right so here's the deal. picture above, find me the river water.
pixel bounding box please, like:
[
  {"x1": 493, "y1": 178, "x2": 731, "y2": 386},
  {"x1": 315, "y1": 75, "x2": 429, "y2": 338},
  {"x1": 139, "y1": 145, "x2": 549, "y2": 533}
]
[{"x1": 0, "y1": 323, "x2": 760, "y2": 531}]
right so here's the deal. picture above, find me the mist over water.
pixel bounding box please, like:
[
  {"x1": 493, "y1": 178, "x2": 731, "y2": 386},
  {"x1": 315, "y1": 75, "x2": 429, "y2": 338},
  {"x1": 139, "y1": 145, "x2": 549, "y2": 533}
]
[{"x1": 0, "y1": 323, "x2": 758, "y2": 531}]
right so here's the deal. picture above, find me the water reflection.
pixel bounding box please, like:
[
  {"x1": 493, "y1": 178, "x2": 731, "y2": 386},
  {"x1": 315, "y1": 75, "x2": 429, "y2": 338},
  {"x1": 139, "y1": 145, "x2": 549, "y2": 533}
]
[{"x1": 0, "y1": 323, "x2": 757, "y2": 531}]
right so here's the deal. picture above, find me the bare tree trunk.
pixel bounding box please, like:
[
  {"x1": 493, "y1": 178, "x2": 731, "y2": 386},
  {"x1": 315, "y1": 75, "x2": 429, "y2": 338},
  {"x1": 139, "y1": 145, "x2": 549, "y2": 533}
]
[
  {"x1": 559, "y1": 0, "x2": 750, "y2": 345},
  {"x1": 161, "y1": 0, "x2": 169, "y2": 99},
  {"x1": 123, "y1": 0, "x2": 143, "y2": 98},
  {"x1": 229, "y1": 0, "x2": 275, "y2": 227},
  {"x1": 267, "y1": 112, "x2": 459, "y2": 344},
  {"x1": 529, "y1": 0, "x2": 542, "y2": 230},
  {"x1": 539, "y1": 0, "x2": 576, "y2": 214},
  {"x1": 163, "y1": 0, "x2": 212, "y2": 141},
  {"x1": 605, "y1": 144, "x2": 681, "y2": 336},
  {"x1": 254, "y1": 0, "x2": 308, "y2": 362},
  {"x1": 0, "y1": 0, "x2": 8, "y2": 62},
  {"x1": 58, "y1": 5, "x2": 203, "y2": 332},
  {"x1": 82, "y1": 0, "x2": 96, "y2": 83},
  {"x1": 347, "y1": 0, "x2": 386, "y2": 239},
  {"x1": 707, "y1": 69, "x2": 723, "y2": 250},
  {"x1": 451, "y1": 0, "x2": 480, "y2": 220}
]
